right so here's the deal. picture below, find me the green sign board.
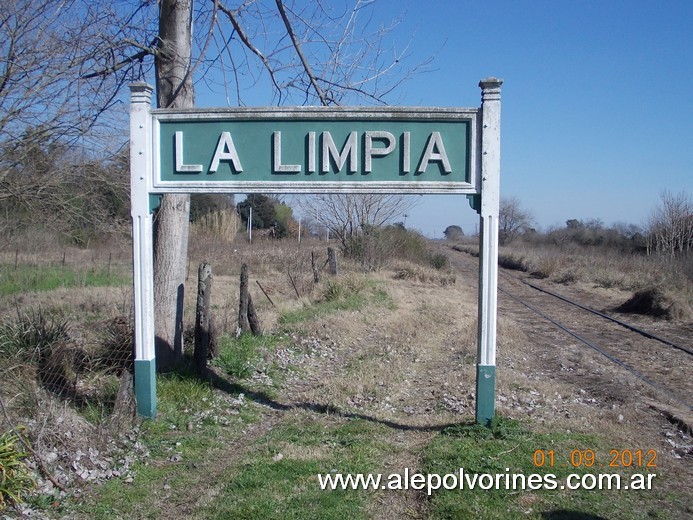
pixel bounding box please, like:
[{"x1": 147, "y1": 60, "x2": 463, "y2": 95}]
[
  {"x1": 131, "y1": 79, "x2": 503, "y2": 424},
  {"x1": 152, "y1": 107, "x2": 478, "y2": 194}
]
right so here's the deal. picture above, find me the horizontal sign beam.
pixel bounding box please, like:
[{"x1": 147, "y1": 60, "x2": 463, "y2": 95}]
[{"x1": 152, "y1": 107, "x2": 479, "y2": 194}]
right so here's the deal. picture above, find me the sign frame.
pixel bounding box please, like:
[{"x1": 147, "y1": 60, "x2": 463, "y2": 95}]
[
  {"x1": 129, "y1": 78, "x2": 502, "y2": 425},
  {"x1": 150, "y1": 106, "x2": 480, "y2": 195}
]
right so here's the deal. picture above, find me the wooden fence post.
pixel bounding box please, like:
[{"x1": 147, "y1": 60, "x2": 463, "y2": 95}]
[
  {"x1": 248, "y1": 291, "x2": 261, "y2": 335},
  {"x1": 327, "y1": 247, "x2": 338, "y2": 276},
  {"x1": 238, "y1": 263, "x2": 261, "y2": 335},
  {"x1": 311, "y1": 251, "x2": 320, "y2": 283},
  {"x1": 238, "y1": 264, "x2": 251, "y2": 333},
  {"x1": 194, "y1": 262, "x2": 212, "y2": 376}
]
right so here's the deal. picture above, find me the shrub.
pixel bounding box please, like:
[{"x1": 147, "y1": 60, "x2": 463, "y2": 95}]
[
  {"x1": 392, "y1": 261, "x2": 456, "y2": 286},
  {"x1": 0, "y1": 430, "x2": 35, "y2": 510},
  {"x1": 94, "y1": 316, "x2": 134, "y2": 375},
  {"x1": 320, "y1": 275, "x2": 367, "y2": 302},
  {"x1": 530, "y1": 255, "x2": 563, "y2": 279},
  {"x1": 0, "y1": 310, "x2": 70, "y2": 361},
  {"x1": 615, "y1": 287, "x2": 691, "y2": 321},
  {"x1": 429, "y1": 252, "x2": 450, "y2": 270},
  {"x1": 343, "y1": 225, "x2": 435, "y2": 270},
  {"x1": 497, "y1": 251, "x2": 529, "y2": 272}
]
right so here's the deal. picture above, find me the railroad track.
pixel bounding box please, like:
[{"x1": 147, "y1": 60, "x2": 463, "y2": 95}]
[{"x1": 445, "y1": 246, "x2": 693, "y2": 413}]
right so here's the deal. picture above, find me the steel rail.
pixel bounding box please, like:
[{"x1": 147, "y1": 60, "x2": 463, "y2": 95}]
[
  {"x1": 498, "y1": 286, "x2": 692, "y2": 411},
  {"x1": 521, "y1": 280, "x2": 693, "y2": 356}
]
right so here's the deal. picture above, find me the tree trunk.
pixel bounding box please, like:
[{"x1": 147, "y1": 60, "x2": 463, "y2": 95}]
[{"x1": 153, "y1": 0, "x2": 194, "y2": 369}]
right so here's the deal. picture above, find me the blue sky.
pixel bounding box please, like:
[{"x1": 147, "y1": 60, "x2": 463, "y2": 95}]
[
  {"x1": 198, "y1": 1, "x2": 692, "y2": 237},
  {"x1": 379, "y1": 0, "x2": 693, "y2": 236}
]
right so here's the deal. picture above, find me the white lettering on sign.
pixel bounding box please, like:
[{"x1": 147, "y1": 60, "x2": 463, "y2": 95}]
[
  {"x1": 273, "y1": 131, "x2": 301, "y2": 173},
  {"x1": 173, "y1": 130, "x2": 454, "y2": 175},
  {"x1": 307, "y1": 131, "x2": 316, "y2": 173},
  {"x1": 322, "y1": 131, "x2": 358, "y2": 173},
  {"x1": 210, "y1": 132, "x2": 243, "y2": 172},
  {"x1": 364, "y1": 131, "x2": 396, "y2": 173},
  {"x1": 402, "y1": 132, "x2": 411, "y2": 173},
  {"x1": 417, "y1": 132, "x2": 451, "y2": 173},
  {"x1": 175, "y1": 131, "x2": 203, "y2": 173}
]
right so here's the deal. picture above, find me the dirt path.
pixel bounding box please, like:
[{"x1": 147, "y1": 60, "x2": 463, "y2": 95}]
[
  {"x1": 100, "y1": 247, "x2": 691, "y2": 518},
  {"x1": 441, "y1": 245, "x2": 692, "y2": 505}
]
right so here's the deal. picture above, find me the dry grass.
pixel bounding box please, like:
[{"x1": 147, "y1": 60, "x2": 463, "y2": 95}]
[
  {"x1": 489, "y1": 244, "x2": 693, "y2": 321},
  {"x1": 3, "y1": 233, "x2": 691, "y2": 517},
  {"x1": 391, "y1": 260, "x2": 457, "y2": 286},
  {"x1": 190, "y1": 210, "x2": 239, "y2": 244}
]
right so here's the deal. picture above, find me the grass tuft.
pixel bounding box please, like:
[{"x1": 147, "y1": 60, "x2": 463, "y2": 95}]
[
  {"x1": 0, "y1": 309, "x2": 70, "y2": 360},
  {"x1": 213, "y1": 333, "x2": 283, "y2": 380}
]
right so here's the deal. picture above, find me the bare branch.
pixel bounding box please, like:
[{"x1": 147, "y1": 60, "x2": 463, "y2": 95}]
[
  {"x1": 274, "y1": 0, "x2": 329, "y2": 105},
  {"x1": 217, "y1": 1, "x2": 281, "y2": 95},
  {"x1": 80, "y1": 43, "x2": 157, "y2": 79}
]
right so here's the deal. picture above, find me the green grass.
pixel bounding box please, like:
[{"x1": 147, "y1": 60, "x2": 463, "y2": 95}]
[
  {"x1": 0, "y1": 264, "x2": 130, "y2": 295},
  {"x1": 279, "y1": 296, "x2": 365, "y2": 325},
  {"x1": 213, "y1": 333, "x2": 285, "y2": 380},
  {"x1": 66, "y1": 381, "x2": 390, "y2": 519},
  {"x1": 279, "y1": 277, "x2": 394, "y2": 326},
  {"x1": 0, "y1": 430, "x2": 35, "y2": 510},
  {"x1": 422, "y1": 417, "x2": 670, "y2": 519},
  {"x1": 67, "y1": 370, "x2": 254, "y2": 519},
  {"x1": 197, "y1": 415, "x2": 389, "y2": 520}
]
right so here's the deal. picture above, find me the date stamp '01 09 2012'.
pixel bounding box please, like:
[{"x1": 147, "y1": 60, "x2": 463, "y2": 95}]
[{"x1": 532, "y1": 449, "x2": 658, "y2": 469}]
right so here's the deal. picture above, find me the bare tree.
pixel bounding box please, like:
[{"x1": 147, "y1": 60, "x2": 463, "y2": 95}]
[
  {"x1": 646, "y1": 190, "x2": 692, "y2": 257},
  {"x1": 147, "y1": 0, "x2": 427, "y2": 361},
  {"x1": 298, "y1": 194, "x2": 417, "y2": 248},
  {"x1": 3, "y1": 0, "x2": 430, "y2": 365},
  {"x1": 151, "y1": 0, "x2": 196, "y2": 367},
  {"x1": 499, "y1": 196, "x2": 533, "y2": 245}
]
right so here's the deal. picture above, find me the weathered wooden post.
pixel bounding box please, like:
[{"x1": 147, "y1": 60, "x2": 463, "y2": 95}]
[
  {"x1": 194, "y1": 262, "x2": 212, "y2": 376},
  {"x1": 327, "y1": 247, "x2": 338, "y2": 276},
  {"x1": 238, "y1": 263, "x2": 261, "y2": 335},
  {"x1": 238, "y1": 263, "x2": 251, "y2": 332},
  {"x1": 311, "y1": 251, "x2": 320, "y2": 283},
  {"x1": 247, "y1": 290, "x2": 261, "y2": 335}
]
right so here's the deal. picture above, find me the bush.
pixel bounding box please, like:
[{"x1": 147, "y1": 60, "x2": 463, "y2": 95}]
[
  {"x1": 343, "y1": 225, "x2": 435, "y2": 270},
  {"x1": 0, "y1": 310, "x2": 70, "y2": 360},
  {"x1": 392, "y1": 261, "x2": 456, "y2": 286},
  {"x1": 320, "y1": 275, "x2": 366, "y2": 302},
  {"x1": 497, "y1": 251, "x2": 529, "y2": 272},
  {"x1": 429, "y1": 252, "x2": 450, "y2": 270},
  {"x1": 0, "y1": 430, "x2": 35, "y2": 510},
  {"x1": 615, "y1": 287, "x2": 691, "y2": 321}
]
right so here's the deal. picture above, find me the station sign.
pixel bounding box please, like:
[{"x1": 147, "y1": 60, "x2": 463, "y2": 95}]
[
  {"x1": 130, "y1": 79, "x2": 502, "y2": 426},
  {"x1": 151, "y1": 107, "x2": 478, "y2": 194}
]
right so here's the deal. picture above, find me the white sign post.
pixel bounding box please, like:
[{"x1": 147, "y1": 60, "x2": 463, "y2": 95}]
[
  {"x1": 475, "y1": 79, "x2": 502, "y2": 424},
  {"x1": 129, "y1": 78, "x2": 502, "y2": 424}
]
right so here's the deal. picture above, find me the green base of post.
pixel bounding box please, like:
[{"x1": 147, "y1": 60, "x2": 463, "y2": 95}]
[
  {"x1": 135, "y1": 359, "x2": 157, "y2": 418},
  {"x1": 475, "y1": 364, "x2": 496, "y2": 426}
]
